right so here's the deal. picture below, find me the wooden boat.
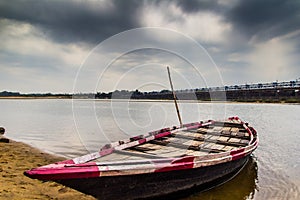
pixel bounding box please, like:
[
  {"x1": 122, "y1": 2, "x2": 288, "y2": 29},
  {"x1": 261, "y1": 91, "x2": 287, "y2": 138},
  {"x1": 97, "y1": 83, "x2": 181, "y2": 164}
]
[{"x1": 24, "y1": 116, "x2": 258, "y2": 199}]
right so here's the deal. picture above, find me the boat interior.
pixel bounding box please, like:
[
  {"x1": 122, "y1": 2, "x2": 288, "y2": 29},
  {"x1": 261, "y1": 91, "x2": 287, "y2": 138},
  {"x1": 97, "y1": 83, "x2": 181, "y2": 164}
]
[{"x1": 93, "y1": 120, "x2": 252, "y2": 163}]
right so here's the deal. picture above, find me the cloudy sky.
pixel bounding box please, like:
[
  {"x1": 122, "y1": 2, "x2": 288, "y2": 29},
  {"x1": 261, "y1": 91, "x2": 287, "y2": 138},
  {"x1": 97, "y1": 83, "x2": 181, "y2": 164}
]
[{"x1": 0, "y1": 0, "x2": 300, "y2": 93}]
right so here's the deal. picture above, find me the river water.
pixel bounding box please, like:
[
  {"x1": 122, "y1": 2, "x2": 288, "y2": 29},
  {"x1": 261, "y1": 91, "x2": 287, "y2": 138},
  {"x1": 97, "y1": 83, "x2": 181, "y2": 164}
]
[{"x1": 0, "y1": 99, "x2": 299, "y2": 199}]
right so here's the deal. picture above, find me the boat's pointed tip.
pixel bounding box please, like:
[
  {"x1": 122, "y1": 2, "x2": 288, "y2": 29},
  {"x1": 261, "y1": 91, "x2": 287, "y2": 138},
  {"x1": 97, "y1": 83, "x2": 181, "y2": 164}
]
[{"x1": 24, "y1": 169, "x2": 35, "y2": 179}]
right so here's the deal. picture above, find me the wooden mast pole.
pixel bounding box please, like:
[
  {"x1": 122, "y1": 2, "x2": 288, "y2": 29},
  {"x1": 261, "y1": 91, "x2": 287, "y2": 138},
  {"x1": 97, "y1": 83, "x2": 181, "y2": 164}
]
[{"x1": 167, "y1": 66, "x2": 183, "y2": 128}]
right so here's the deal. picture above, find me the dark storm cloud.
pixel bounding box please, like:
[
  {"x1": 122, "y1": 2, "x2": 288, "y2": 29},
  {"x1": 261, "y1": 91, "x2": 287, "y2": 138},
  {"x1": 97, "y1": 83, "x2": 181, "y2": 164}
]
[
  {"x1": 0, "y1": 0, "x2": 142, "y2": 44},
  {"x1": 228, "y1": 0, "x2": 300, "y2": 41},
  {"x1": 175, "y1": 0, "x2": 220, "y2": 13},
  {"x1": 0, "y1": 0, "x2": 226, "y2": 46},
  {"x1": 2, "y1": 0, "x2": 299, "y2": 45}
]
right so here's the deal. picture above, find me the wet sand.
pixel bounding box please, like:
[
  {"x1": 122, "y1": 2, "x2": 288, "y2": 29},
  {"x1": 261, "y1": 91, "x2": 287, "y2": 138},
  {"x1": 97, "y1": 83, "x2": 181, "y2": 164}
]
[{"x1": 0, "y1": 138, "x2": 95, "y2": 200}]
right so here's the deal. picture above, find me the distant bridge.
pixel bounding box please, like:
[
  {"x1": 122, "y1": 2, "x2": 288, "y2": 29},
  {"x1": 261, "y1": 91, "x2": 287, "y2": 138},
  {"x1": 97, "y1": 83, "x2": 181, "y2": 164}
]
[
  {"x1": 99, "y1": 79, "x2": 300, "y2": 102},
  {"x1": 139, "y1": 79, "x2": 300, "y2": 102},
  {"x1": 178, "y1": 79, "x2": 300, "y2": 92}
]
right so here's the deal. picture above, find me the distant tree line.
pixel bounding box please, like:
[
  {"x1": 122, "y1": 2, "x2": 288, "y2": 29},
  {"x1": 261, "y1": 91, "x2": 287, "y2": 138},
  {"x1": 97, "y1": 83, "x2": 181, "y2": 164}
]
[
  {"x1": 95, "y1": 89, "x2": 173, "y2": 100},
  {"x1": 0, "y1": 91, "x2": 21, "y2": 97},
  {"x1": 0, "y1": 91, "x2": 72, "y2": 98}
]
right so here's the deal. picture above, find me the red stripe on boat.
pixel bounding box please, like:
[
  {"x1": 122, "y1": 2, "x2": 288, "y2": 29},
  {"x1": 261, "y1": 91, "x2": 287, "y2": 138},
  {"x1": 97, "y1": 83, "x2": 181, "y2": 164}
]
[
  {"x1": 138, "y1": 138, "x2": 147, "y2": 144},
  {"x1": 154, "y1": 156, "x2": 195, "y2": 173},
  {"x1": 56, "y1": 159, "x2": 75, "y2": 164},
  {"x1": 154, "y1": 131, "x2": 171, "y2": 139},
  {"x1": 24, "y1": 162, "x2": 100, "y2": 180},
  {"x1": 230, "y1": 148, "x2": 246, "y2": 161},
  {"x1": 186, "y1": 123, "x2": 201, "y2": 130}
]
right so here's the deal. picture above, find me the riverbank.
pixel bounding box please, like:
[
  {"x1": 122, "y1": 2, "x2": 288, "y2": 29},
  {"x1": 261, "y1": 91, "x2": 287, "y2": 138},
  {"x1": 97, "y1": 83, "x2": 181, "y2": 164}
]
[
  {"x1": 0, "y1": 137, "x2": 95, "y2": 200},
  {"x1": 1, "y1": 96, "x2": 300, "y2": 104}
]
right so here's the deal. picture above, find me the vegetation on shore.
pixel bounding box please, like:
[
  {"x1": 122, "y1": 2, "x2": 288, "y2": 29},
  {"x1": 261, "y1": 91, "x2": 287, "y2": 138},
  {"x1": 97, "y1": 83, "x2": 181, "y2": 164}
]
[{"x1": 1, "y1": 88, "x2": 300, "y2": 103}]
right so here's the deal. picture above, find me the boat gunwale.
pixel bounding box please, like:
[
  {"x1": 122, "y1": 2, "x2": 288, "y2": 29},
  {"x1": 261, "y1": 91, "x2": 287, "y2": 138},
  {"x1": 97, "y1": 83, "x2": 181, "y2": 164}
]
[{"x1": 24, "y1": 117, "x2": 258, "y2": 180}]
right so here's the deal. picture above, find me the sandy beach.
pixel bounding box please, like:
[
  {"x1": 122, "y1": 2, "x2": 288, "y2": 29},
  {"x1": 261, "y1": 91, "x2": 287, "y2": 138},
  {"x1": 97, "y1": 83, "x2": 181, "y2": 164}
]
[{"x1": 0, "y1": 137, "x2": 95, "y2": 200}]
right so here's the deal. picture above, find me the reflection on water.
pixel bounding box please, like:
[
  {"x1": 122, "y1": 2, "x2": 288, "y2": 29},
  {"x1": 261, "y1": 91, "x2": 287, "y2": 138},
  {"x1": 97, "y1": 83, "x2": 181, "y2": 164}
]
[
  {"x1": 0, "y1": 99, "x2": 299, "y2": 199},
  {"x1": 180, "y1": 156, "x2": 258, "y2": 200}
]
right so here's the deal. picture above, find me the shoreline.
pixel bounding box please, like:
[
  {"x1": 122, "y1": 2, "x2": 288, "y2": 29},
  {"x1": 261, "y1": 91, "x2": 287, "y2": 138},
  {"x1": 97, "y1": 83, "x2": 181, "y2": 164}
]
[
  {"x1": 0, "y1": 96, "x2": 299, "y2": 104},
  {"x1": 0, "y1": 137, "x2": 95, "y2": 200}
]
